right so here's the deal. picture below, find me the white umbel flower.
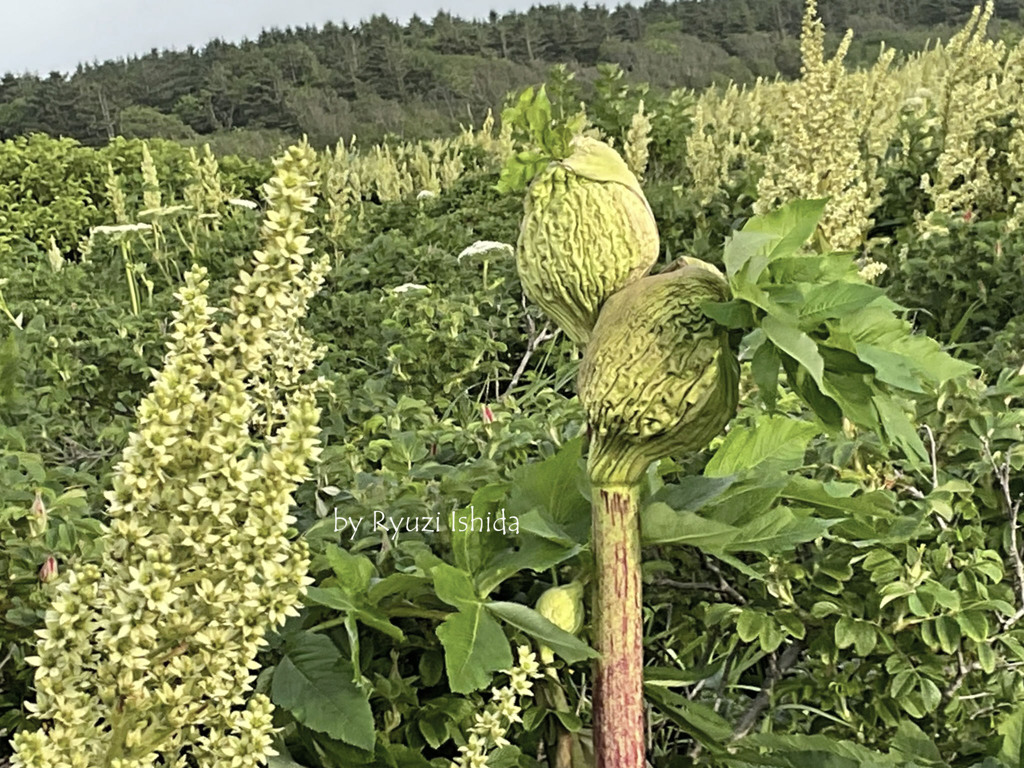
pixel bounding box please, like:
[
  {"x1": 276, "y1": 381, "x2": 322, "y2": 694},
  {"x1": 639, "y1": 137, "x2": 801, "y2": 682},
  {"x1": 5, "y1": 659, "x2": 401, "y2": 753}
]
[{"x1": 457, "y1": 240, "x2": 514, "y2": 262}]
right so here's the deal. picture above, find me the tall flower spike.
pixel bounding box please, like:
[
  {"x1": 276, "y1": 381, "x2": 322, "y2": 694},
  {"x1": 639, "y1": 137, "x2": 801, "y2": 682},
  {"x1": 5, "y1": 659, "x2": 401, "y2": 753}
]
[{"x1": 11, "y1": 140, "x2": 328, "y2": 768}]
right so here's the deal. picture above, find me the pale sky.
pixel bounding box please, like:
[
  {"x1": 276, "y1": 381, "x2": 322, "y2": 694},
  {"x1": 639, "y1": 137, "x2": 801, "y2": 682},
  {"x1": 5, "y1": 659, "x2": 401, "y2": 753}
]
[{"x1": 2, "y1": 0, "x2": 626, "y2": 76}]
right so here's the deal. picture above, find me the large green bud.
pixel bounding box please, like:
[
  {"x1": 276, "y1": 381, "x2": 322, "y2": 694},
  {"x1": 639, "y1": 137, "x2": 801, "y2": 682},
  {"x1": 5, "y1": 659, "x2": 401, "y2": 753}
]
[
  {"x1": 516, "y1": 136, "x2": 659, "y2": 345},
  {"x1": 579, "y1": 263, "x2": 740, "y2": 486},
  {"x1": 535, "y1": 581, "x2": 585, "y2": 665}
]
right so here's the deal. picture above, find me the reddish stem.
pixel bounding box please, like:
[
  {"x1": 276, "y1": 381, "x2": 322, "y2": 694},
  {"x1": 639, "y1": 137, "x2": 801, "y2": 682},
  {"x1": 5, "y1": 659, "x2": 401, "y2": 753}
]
[{"x1": 592, "y1": 484, "x2": 645, "y2": 768}]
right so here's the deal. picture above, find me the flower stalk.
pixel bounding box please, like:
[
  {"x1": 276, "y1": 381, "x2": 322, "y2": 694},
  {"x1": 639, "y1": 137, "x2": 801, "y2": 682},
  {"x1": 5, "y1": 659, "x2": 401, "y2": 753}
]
[{"x1": 591, "y1": 484, "x2": 644, "y2": 768}]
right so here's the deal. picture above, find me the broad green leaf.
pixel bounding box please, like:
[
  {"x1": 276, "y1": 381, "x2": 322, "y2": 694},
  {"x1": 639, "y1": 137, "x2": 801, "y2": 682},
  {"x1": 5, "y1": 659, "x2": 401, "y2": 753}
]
[
  {"x1": 436, "y1": 606, "x2": 513, "y2": 693},
  {"x1": 799, "y1": 282, "x2": 887, "y2": 323},
  {"x1": 998, "y1": 701, "x2": 1024, "y2": 768},
  {"x1": 734, "y1": 732, "x2": 905, "y2": 767},
  {"x1": 325, "y1": 545, "x2": 374, "y2": 592},
  {"x1": 752, "y1": 340, "x2": 781, "y2": 410},
  {"x1": 956, "y1": 611, "x2": 989, "y2": 642},
  {"x1": 726, "y1": 507, "x2": 837, "y2": 554},
  {"x1": 736, "y1": 609, "x2": 766, "y2": 643},
  {"x1": 701, "y1": 298, "x2": 755, "y2": 329},
  {"x1": 271, "y1": 634, "x2": 375, "y2": 751},
  {"x1": 742, "y1": 198, "x2": 828, "y2": 263},
  {"x1": 821, "y1": 371, "x2": 878, "y2": 429},
  {"x1": 763, "y1": 314, "x2": 825, "y2": 388},
  {"x1": 641, "y1": 503, "x2": 739, "y2": 549},
  {"x1": 432, "y1": 563, "x2": 479, "y2": 609},
  {"x1": 724, "y1": 229, "x2": 779, "y2": 279},
  {"x1": 892, "y1": 721, "x2": 942, "y2": 764},
  {"x1": 644, "y1": 685, "x2": 732, "y2": 747},
  {"x1": 835, "y1": 616, "x2": 877, "y2": 656},
  {"x1": 475, "y1": 535, "x2": 581, "y2": 596},
  {"x1": 705, "y1": 415, "x2": 819, "y2": 477},
  {"x1": 782, "y1": 476, "x2": 894, "y2": 518},
  {"x1": 305, "y1": 586, "x2": 405, "y2": 641},
  {"x1": 506, "y1": 437, "x2": 590, "y2": 530},
  {"x1": 487, "y1": 602, "x2": 598, "y2": 663},
  {"x1": 855, "y1": 344, "x2": 925, "y2": 393},
  {"x1": 872, "y1": 395, "x2": 928, "y2": 464},
  {"x1": 653, "y1": 475, "x2": 736, "y2": 512}
]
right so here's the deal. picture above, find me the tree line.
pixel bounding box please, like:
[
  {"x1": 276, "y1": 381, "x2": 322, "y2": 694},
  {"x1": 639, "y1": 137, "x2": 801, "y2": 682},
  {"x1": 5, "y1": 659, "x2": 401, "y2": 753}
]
[{"x1": 1, "y1": 0, "x2": 1021, "y2": 151}]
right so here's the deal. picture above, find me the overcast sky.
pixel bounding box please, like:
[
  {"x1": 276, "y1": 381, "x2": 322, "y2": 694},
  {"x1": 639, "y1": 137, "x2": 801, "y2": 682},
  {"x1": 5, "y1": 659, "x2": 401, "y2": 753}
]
[{"x1": 2, "y1": 0, "x2": 625, "y2": 77}]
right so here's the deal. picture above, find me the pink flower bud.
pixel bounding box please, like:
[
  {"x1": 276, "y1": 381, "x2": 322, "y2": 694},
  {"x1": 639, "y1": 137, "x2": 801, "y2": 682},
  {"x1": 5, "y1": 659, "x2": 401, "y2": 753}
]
[
  {"x1": 39, "y1": 556, "x2": 58, "y2": 584},
  {"x1": 482, "y1": 405, "x2": 495, "y2": 424},
  {"x1": 963, "y1": 209, "x2": 973, "y2": 222}
]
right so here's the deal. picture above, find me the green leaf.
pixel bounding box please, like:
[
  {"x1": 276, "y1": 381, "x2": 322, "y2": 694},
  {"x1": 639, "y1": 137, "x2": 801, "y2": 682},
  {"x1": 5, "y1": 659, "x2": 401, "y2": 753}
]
[
  {"x1": 998, "y1": 701, "x2": 1024, "y2": 768},
  {"x1": 702, "y1": 299, "x2": 755, "y2": 329},
  {"x1": 892, "y1": 721, "x2": 942, "y2": 764},
  {"x1": 752, "y1": 341, "x2": 781, "y2": 410},
  {"x1": 654, "y1": 475, "x2": 736, "y2": 512},
  {"x1": 324, "y1": 545, "x2": 374, "y2": 592},
  {"x1": 726, "y1": 507, "x2": 837, "y2": 554},
  {"x1": 799, "y1": 282, "x2": 886, "y2": 323},
  {"x1": 956, "y1": 611, "x2": 989, "y2": 643},
  {"x1": 506, "y1": 437, "x2": 590, "y2": 530},
  {"x1": 705, "y1": 415, "x2": 819, "y2": 477},
  {"x1": 872, "y1": 394, "x2": 928, "y2": 464},
  {"x1": 736, "y1": 609, "x2": 766, "y2": 643},
  {"x1": 271, "y1": 634, "x2": 375, "y2": 751},
  {"x1": 644, "y1": 685, "x2": 732, "y2": 747},
  {"x1": 935, "y1": 615, "x2": 960, "y2": 654},
  {"x1": 641, "y1": 503, "x2": 739, "y2": 549},
  {"x1": 763, "y1": 314, "x2": 825, "y2": 389},
  {"x1": 432, "y1": 563, "x2": 479, "y2": 609},
  {"x1": 487, "y1": 602, "x2": 598, "y2": 663},
  {"x1": 742, "y1": 198, "x2": 828, "y2": 265},
  {"x1": 734, "y1": 733, "x2": 905, "y2": 767},
  {"x1": 436, "y1": 607, "x2": 513, "y2": 693},
  {"x1": 305, "y1": 586, "x2": 406, "y2": 641},
  {"x1": 475, "y1": 536, "x2": 581, "y2": 596},
  {"x1": 723, "y1": 230, "x2": 779, "y2": 279},
  {"x1": 855, "y1": 344, "x2": 926, "y2": 393}
]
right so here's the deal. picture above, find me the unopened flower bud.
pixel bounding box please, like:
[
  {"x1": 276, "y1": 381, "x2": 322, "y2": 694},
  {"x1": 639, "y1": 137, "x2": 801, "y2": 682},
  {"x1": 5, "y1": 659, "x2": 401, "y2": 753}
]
[
  {"x1": 39, "y1": 556, "x2": 58, "y2": 584},
  {"x1": 29, "y1": 491, "x2": 47, "y2": 537},
  {"x1": 482, "y1": 405, "x2": 495, "y2": 424},
  {"x1": 535, "y1": 581, "x2": 585, "y2": 665}
]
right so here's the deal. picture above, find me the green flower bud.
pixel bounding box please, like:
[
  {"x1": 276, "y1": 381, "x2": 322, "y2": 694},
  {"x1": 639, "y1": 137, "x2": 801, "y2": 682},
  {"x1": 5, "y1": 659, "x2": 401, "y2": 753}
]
[
  {"x1": 516, "y1": 136, "x2": 659, "y2": 344},
  {"x1": 29, "y1": 491, "x2": 47, "y2": 538},
  {"x1": 535, "y1": 581, "x2": 585, "y2": 665},
  {"x1": 579, "y1": 263, "x2": 740, "y2": 486}
]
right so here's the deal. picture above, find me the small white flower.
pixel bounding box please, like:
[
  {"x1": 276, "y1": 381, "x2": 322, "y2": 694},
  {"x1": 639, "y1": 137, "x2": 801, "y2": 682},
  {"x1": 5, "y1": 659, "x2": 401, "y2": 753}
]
[
  {"x1": 457, "y1": 240, "x2": 514, "y2": 262},
  {"x1": 227, "y1": 198, "x2": 259, "y2": 210},
  {"x1": 417, "y1": 189, "x2": 437, "y2": 200},
  {"x1": 391, "y1": 283, "x2": 430, "y2": 294},
  {"x1": 92, "y1": 223, "x2": 153, "y2": 234}
]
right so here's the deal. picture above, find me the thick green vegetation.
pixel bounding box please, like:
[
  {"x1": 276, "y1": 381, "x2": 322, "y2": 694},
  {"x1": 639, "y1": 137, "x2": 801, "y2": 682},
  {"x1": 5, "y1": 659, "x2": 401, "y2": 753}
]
[{"x1": 5, "y1": 1, "x2": 1024, "y2": 767}]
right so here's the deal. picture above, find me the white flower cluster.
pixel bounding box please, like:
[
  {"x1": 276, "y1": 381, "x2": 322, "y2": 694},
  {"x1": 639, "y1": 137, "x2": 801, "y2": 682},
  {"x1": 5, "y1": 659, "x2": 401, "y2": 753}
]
[
  {"x1": 858, "y1": 259, "x2": 888, "y2": 282},
  {"x1": 754, "y1": 0, "x2": 900, "y2": 251},
  {"x1": 451, "y1": 646, "x2": 545, "y2": 768},
  {"x1": 11, "y1": 141, "x2": 330, "y2": 768},
  {"x1": 919, "y1": 2, "x2": 1007, "y2": 233},
  {"x1": 456, "y1": 241, "x2": 514, "y2": 262},
  {"x1": 623, "y1": 99, "x2": 652, "y2": 181}
]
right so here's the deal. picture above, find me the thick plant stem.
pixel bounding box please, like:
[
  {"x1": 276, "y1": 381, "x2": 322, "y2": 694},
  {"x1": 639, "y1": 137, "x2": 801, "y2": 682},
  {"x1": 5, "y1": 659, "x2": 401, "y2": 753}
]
[{"x1": 592, "y1": 483, "x2": 645, "y2": 768}]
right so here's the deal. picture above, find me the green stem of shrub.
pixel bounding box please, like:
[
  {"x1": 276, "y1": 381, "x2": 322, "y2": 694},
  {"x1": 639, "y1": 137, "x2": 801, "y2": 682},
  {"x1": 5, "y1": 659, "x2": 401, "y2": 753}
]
[{"x1": 591, "y1": 483, "x2": 645, "y2": 768}]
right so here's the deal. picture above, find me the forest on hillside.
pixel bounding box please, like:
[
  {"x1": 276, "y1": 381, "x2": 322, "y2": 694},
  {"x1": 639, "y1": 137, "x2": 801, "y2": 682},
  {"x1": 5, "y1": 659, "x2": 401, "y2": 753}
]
[{"x1": 2, "y1": 0, "x2": 1024, "y2": 152}]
